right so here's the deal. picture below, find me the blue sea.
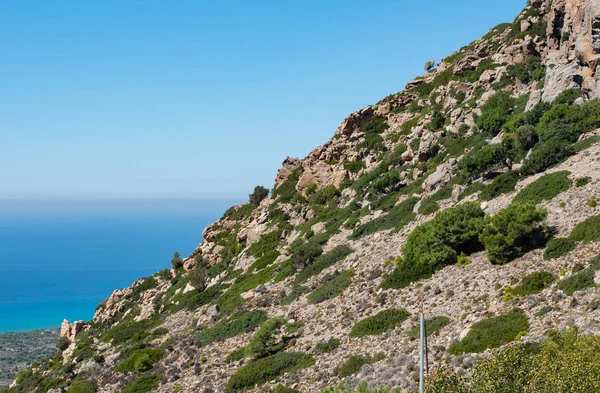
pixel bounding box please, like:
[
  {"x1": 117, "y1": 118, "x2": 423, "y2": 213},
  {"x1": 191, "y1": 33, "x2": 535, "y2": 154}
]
[{"x1": 0, "y1": 199, "x2": 236, "y2": 333}]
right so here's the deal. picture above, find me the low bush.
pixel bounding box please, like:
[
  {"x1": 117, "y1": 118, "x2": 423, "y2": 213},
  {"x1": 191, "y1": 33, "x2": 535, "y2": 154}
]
[
  {"x1": 480, "y1": 171, "x2": 522, "y2": 201},
  {"x1": 308, "y1": 270, "x2": 355, "y2": 304},
  {"x1": 504, "y1": 271, "x2": 554, "y2": 300},
  {"x1": 199, "y1": 310, "x2": 268, "y2": 344},
  {"x1": 316, "y1": 338, "x2": 341, "y2": 354},
  {"x1": 512, "y1": 171, "x2": 571, "y2": 205},
  {"x1": 344, "y1": 160, "x2": 365, "y2": 173},
  {"x1": 572, "y1": 135, "x2": 600, "y2": 152},
  {"x1": 408, "y1": 316, "x2": 451, "y2": 338},
  {"x1": 270, "y1": 386, "x2": 301, "y2": 393},
  {"x1": 418, "y1": 198, "x2": 440, "y2": 215},
  {"x1": 569, "y1": 215, "x2": 600, "y2": 242},
  {"x1": 337, "y1": 354, "x2": 384, "y2": 378},
  {"x1": 475, "y1": 91, "x2": 515, "y2": 136},
  {"x1": 349, "y1": 197, "x2": 418, "y2": 240},
  {"x1": 121, "y1": 375, "x2": 163, "y2": 393},
  {"x1": 448, "y1": 309, "x2": 529, "y2": 354},
  {"x1": 479, "y1": 203, "x2": 548, "y2": 265},
  {"x1": 280, "y1": 286, "x2": 310, "y2": 305},
  {"x1": 320, "y1": 383, "x2": 399, "y2": 393},
  {"x1": 558, "y1": 268, "x2": 596, "y2": 296},
  {"x1": 457, "y1": 144, "x2": 508, "y2": 180},
  {"x1": 544, "y1": 238, "x2": 577, "y2": 260},
  {"x1": 427, "y1": 328, "x2": 600, "y2": 393},
  {"x1": 115, "y1": 348, "x2": 164, "y2": 372},
  {"x1": 69, "y1": 380, "x2": 98, "y2": 393},
  {"x1": 520, "y1": 139, "x2": 573, "y2": 175},
  {"x1": 295, "y1": 245, "x2": 354, "y2": 283},
  {"x1": 103, "y1": 318, "x2": 160, "y2": 346},
  {"x1": 272, "y1": 167, "x2": 302, "y2": 203},
  {"x1": 291, "y1": 241, "x2": 323, "y2": 270},
  {"x1": 576, "y1": 177, "x2": 592, "y2": 187},
  {"x1": 349, "y1": 309, "x2": 410, "y2": 338},
  {"x1": 227, "y1": 352, "x2": 315, "y2": 391}
]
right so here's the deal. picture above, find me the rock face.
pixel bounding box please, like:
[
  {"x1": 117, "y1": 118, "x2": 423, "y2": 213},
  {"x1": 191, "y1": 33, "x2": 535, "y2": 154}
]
[
  {"x1": 13, "y1": 2, "x2": 600, "y2": 393},
  {"x1": 60, "y1": 319, "x2": 84, "y2": 342}
]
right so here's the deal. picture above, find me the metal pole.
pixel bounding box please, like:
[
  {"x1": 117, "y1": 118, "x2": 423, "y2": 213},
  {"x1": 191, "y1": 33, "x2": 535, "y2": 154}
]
[{"x1": 419, "y1": 314, "x2": 425, "y2": 393}]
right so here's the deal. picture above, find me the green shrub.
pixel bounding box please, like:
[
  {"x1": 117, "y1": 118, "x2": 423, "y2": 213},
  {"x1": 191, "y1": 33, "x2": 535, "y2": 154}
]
[
  {"x1": 457, "y1": 144, "x2": 508, "y2": 180},
  {"x1": 171, "y1": 251, "x2": 183, "y2": 269},
  {"x1": 558, "y1": 268, "x2": 596, "y2": 296},
  {"x1": 199, "y1": 310, "x2": 268, "y2": 344},
  {"x1": 576, "y1": 177, "x2": 592, "y2": 187},
  {"x1": 315, "y1": 338, "x2": 341, "y2": 354},
  {"x1": 572, "y1": 135, "x2": 600, "y2": 152},
  {"x1": 512, "y1": 171, "x2": 571, "y2": 205},
  {"x1": 382, "y1": 144, "x2": 408, "y2": 166},
  {"x1": 569, "y1": 215, "x2": 600, "y2": 242},
  {"x1": 337, "y1": 354, "x2": 384, "y2": 378},
  {"x1": 103, "y1": 318, "x2": 159, "y2": 345},
  {"x1": 344, "y1": 160, "x2": 365, "y2": 173},
  {"x1": 121, "y1": 375, "x2": 163, "y2": 393},
  {"x1": 349, "y1": 309, "x2": 410, "y2": 338},
  {"x1": 68, "y1": 380, "x2": 98, "y2": 393},
  {"x1": 249, "y1": 186, "x2": 270, "y2": 206},
  {"x1": 520, "y1": 139, "x2": 573, "y2": 175},
  {"x1": 349, "y1": 197, "x2": 418, "y2": 240},
  {"x1": 270, "y1": 385, "x2": 302, "y2": 393},
  {"x1": 544, "y1": 238, "x2": 577, "y2": 260},
  {"x1": 320, "y1": 383, "x2": 398, "y2": 393},
  {"x1": 383, "y1": 203, "x2": 485, "y2": 288},
  {"x1": 295, "y1": 245, "x2": 354, "y2": 283},
  {"x1": 480, "y1": 171, "x2": 522, "y2": 201},
  {"x1": 115, "y1": 348, "x2": 164, "y2": 372},
  {"x1": 589, "y1": 199, "x2": 597, "y2": 207},
  {"x1": 448, "y1": 309, "x2": 529, "y2": 354},
  {"x1": 370, "y1": 169, "x2": 401, "y2": 194},
  {"x1": 514, "y1": 125, "x2": 538, "y2": 153},
  {"x1": 226, "y1": 352, "x2": 315, "y2": 391},
  {"x1": 244, "y1": 318, "x2": 290, "y2": 359},
  {"x1": 418, "y1": 198, "x2": 440, "y2": 215},
  {"x1": 480, "y1": 203, "x2": 548, "y2": 265},
  {"x1": 476, "y1": 91, "x2": 515, "y2": 136},
  {"x1": 272, "y1": 167, "x2": 302, "y2": 203},
  {"x1": 408, "y1": 316, "x2": 451, "y2": 338},
  {"x1": 248, "y1": 250, "x2": 280, "y2": 273},
  {"x1": 426, "y1": 328, "x2": 600, "y2": 393},
  {"x1": 308, "y1": 270, "x2": 355, "y2": 304},
  {"x1": 291, "y1": 241, "x2": 323, "y2": 270},
  {"x1": 280, "y1": 286, "x2": 310, "y2": 305},
  {"x1": 504, "y1": 271, "x2": 555, "y2": 300},
  {"x1": 57, "y1": 336, "x2": 71, "y2": 351}
]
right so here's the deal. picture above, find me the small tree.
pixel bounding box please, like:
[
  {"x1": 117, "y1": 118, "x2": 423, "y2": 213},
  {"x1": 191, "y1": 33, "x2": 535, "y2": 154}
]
[
  {"x1": 57, "y1": 336, "x2": 71, "y2": 351},
  {"x1": 190, "y1": 264, "x2": 208, "y2": 292},
  {"x1": 291, "y1": 241, "x2": 323, "y2": 270},
  {"x1": 424, "y1": 58, "x2": 436, "y2": 72},
  {"x1": 249, "y1": 186, "x2": 269, "y2": 207},
  {"x1": 480, "y1": 203, "x2": 548, "y2": 265},
  {"x1": 171, "y1": 251, "x2": 183, "y2": 270}
]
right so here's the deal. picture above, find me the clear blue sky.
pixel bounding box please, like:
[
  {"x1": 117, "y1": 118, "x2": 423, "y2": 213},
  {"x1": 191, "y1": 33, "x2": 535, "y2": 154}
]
[{"x1": 1, "y1": 0, "x2": 525, "y2": 200}]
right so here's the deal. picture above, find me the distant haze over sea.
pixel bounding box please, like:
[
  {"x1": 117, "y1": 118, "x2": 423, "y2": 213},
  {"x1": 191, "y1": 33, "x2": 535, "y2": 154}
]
[{"x1": 0, "y1": 199, "x2": 236, "y2": 333}]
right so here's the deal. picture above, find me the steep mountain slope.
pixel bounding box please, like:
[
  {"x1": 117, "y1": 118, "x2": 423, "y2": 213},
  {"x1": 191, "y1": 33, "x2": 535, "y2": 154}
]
[{"x1": 5, "y1": 1, "x2": 600, "y2": 392}]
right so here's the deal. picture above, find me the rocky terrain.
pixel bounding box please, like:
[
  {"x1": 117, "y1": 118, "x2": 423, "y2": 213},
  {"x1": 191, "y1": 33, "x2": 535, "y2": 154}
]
[
  {"x1": 4, "y1": 0, "x2": 600, "y2": 392},
  {"x1": 0, "y1": 330, "x2": 58, "y2": 388}
]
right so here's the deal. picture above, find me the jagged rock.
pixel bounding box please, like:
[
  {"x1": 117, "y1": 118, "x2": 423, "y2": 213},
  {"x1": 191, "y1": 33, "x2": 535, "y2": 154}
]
[
  {"x1": 424, "y1": 162, "x2": 453, "y2": 192},
  {"x1": 274, "y1": 157, "x2": 301, "y2": 187},
  {"x1": 521, "y1": 19, "x2": 532, "y2": 32},
  {"x1": 543, "y1": 63, "x2": 583, "y2": 102},
  {"x1": 311, "y1": 222, "x2": 327, "y2": 235}
]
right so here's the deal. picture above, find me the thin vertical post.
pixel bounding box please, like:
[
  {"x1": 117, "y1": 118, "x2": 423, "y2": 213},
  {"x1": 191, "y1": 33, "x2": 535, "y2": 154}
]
[{"x1": 419, "y1": 314, "x2": 425, "y2": 393}]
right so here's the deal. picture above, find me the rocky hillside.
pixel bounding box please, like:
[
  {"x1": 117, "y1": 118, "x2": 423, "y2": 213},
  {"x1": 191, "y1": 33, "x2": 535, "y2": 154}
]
[{"x1": 5, "y1": 1, "x2": 600, "y2": 392}]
